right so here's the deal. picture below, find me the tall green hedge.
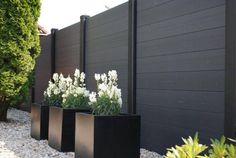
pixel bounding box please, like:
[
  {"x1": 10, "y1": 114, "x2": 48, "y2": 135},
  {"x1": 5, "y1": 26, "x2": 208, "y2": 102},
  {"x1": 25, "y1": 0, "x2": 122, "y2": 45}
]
[{"x1": 0, "y1": 0, "x2": 41, "y2": 120}]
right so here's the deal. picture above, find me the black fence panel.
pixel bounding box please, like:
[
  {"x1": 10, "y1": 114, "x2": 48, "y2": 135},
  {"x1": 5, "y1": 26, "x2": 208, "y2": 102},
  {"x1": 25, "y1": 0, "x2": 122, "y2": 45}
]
[
  {"x1": 136, "y1": 0, "x2": 225, "y2": 154},
  {"x1": 34, "y1": 0, "x2": 233, "y2": 154}
]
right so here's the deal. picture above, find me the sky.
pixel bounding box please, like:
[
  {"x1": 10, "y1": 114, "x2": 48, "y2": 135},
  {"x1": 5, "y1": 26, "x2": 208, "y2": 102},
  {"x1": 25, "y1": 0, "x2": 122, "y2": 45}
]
[{"x1": 38, "y1": 0, "x2": 128, "y2": 32}]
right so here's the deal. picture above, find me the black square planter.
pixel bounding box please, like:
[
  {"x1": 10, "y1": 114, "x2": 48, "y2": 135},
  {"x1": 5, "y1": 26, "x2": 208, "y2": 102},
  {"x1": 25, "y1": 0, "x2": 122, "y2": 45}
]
[
  {"x1": 48, "y1": 106, "x2": 90, "y2": 152},
  {"x1": 75, "y1": 113, "x2": 141, "y2": 158},
  {"x1": 31, "y1": 103, "x2": 49, "y2": 140}
]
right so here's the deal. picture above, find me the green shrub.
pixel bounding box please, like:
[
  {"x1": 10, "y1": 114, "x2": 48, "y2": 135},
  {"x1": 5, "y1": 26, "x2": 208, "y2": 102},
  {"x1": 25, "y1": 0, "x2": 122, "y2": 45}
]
[
  {"x1": 165, "y1": 134, "x2": 208, "y2": 158},
  {"x1": 0, "y1": 0, "x2": 40, "y2": 121},
  {"x1": 209, "y1": 137, "x2": 227, "y2": 158},
  {"x1": 165, "y1": 134, "x2": 236, "y2": 158},
  {"x1": 209, "y1": 137, "x2": 236, "y2": 158}
]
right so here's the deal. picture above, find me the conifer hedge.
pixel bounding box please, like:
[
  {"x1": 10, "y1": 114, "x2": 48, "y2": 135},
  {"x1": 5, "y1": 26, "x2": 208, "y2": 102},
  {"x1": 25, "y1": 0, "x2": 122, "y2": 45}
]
[{"x1": 0, "y1": 0, "x2": 41, "y2": 121}]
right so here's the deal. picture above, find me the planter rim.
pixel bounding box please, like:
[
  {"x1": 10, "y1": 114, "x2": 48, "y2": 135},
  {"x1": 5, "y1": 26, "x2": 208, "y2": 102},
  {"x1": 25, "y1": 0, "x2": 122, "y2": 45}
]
[
  {"x1": 76, "y1": 112, "x2": 140, "y2": 117},
  {"x1": 32, "y1": 103, "x2": 47, "y2": 107},
  {"x1": 50, "y1": 106, "x2": 90, "y2": 111}
]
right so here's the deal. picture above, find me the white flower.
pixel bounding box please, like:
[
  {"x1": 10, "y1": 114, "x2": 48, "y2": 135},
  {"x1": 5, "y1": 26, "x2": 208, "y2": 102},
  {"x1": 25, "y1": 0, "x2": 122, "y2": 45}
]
[
  {"x1": 95, "y1": 73, "x2": 101, "y2": 81},
  {"x1": 98, "y1": 83, "x2": 107, "y2": 92},
  {"x1": 74, "y1": 69, "x2": 80, "y2": 78},
  {"x1": 59, "y1": 73, "x2": 64, "y2": 80},
  {"x1": 84, "y1": 90, "x2": 90, "y2": 97},
  {"x1": 80, "y1": 72, "x2": 85, "y2": 83},
  {"x1": 89, "y1": 92, "x2": 97, "y2": 103},
  {"x1": 101, "y1": 73, "x2": 107, "y2": 82},
  {"x1": 53, "y1": 73, "x2": 59, "y2": 82},
  {"x1": 62, "y1": 94, "x2": 67, "y2": 98},
  {"x1": 118, "y1": 98, "x2": 122, "y2": 107},
  {"x1": 108, "y1": 70, "x2": 118, "y2": 81},
  {"x1": 53, "y1": 88, "x2": 60, "y2": 95},
  {"x1": 98, "y1": 91, "x2": 104, "y2": 97},
  {"x1": 76, "y1": 87, "x2": 84, "y2": 95},
  {"x1": 116, "y1": 88, "x2": 122, "y2": 98},
  {"x1": 66, "y1": 76, "x2": 72, "y2": 83}
]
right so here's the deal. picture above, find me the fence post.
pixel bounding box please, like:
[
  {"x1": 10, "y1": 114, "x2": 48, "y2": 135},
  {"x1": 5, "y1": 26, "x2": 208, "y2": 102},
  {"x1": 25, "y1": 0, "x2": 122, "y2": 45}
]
[
  {"x1": 128, "y1": 0, "x2": 137, "y2": 114},
  {"x1": 225, "y1": 0, "x2": 236, "y2": 139},
  {"x1": 51, "y1": 28, "x2": 58, "y2": 77},
  {"x1": 80, "y1": 15, "x2": 89, "y2": 73}
]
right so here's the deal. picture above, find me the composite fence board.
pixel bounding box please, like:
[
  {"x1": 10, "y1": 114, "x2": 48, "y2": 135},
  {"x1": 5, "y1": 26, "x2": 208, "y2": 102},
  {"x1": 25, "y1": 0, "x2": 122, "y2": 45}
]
[
  {"x1": 139, "y1": 121, "x2": 221, "y2": 152},
  {"x1": 86, "y1": 31, "x2": 128, "y2": 52},
  {"x1": 137, "y1": 27, "x2": 225, "y2": 58},
  {"x1": 137, "y1": 71, "x2": 224, "y2": 92},
  {"x1": 87, "y1": 17, "x2": 128, "y2": 40},
  {"x1": 85, "y1": 2, "x2": 129, "y2": 112},
  {"x1": 137, "y1": 49, "x2": 225, "y2": 73},
  {"x1": 55, "y1": 23, "x2": 81, "y2": 76},
  {"x1": 137, "y1": 89, "x2": 224, "y2": 113},
  {"x1": 136, "y1": 0, "x2": 225, "y2": 154},
  {"x1": 87, "y1": 3, "x2": 128, "y2": 30},
  {"x1": 137, "y1": 0, "x2": 225, "y2": 27},
  {"x1": 137, "y1": 0, "x2": 172, "y2": 12},
  {"x1": 138, "y1": 5, "x2": 225, "y2": 42},
  {"x1": 35, "y1": 35, "x2": 52, "y2": 104}
]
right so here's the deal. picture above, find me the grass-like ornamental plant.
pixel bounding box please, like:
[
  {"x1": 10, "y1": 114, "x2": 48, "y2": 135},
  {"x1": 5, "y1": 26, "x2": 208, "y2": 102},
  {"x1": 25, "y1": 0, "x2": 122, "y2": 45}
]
[
  {"x1": 165, "y1": 134, "x2": 236, "y2": 158},
  {"x1": 43, "y1": 69, "x2": 90, "y2": 109},
  {"x1": 89, "y1": 70, "x2": 122, "y2": 115}
]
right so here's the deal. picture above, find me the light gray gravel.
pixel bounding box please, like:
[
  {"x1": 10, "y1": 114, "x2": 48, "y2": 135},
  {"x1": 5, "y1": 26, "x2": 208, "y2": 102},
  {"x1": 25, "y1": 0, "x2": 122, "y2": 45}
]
[{"x1": 0, "y1": 108, "x2": 163, "y2": 158}]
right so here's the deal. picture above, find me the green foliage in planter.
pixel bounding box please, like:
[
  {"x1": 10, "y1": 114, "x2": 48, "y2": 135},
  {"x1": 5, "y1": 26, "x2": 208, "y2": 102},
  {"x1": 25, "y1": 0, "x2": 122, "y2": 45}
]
[
  {"x1": 0, "y1": 0, "x2": 40, "y2": 121},
  {"x1": 62, "y1": 93, "x2": 89, "y2": 109},
  {"x1": 90, "y1": 94, "x2": 121, "y2": 115},
  {"x1": 165, "y1": 134, "x2": 236, "y2": 158}
]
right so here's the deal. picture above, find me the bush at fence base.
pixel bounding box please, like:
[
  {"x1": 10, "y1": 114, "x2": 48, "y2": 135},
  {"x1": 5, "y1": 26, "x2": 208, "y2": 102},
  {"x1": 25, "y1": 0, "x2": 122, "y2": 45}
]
[{"x1": 165, "y1": 133, "x2": 236, "y2": 158}]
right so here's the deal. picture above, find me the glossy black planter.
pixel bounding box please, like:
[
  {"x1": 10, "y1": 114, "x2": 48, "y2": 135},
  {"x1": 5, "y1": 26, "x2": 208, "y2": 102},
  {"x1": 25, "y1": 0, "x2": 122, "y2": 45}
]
[
  {"x1": 31, "y1": 103, "x2": 49, "y2": 140},
  {"x1": 48, "y1": 106, "x2": 90, "y2": 152},
  {"x1": 75, "y1": 113, "x2": 141, "y2": 158}
]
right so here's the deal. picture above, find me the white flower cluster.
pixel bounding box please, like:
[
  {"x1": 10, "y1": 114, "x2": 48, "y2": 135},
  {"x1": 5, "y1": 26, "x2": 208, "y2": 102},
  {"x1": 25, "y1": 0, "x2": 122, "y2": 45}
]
[
  {"x1": 43, "y1": 73, "x2": 66, "y2": 98},
  {"x1": 89, "y1": 70, "x2": 122, "y2": 107},
  {"x1": 43, "y1": 69, "x2": 89, "y2": 104},
  {"x1": 61, "y1": 69, "x2": 89, "y2": 103}
]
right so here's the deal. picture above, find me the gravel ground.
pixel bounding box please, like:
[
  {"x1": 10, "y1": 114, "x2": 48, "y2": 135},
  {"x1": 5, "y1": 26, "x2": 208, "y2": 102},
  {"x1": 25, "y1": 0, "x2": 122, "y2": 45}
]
[{"x1": 0, "y1": 108, "x2": 163, "y2": 158}]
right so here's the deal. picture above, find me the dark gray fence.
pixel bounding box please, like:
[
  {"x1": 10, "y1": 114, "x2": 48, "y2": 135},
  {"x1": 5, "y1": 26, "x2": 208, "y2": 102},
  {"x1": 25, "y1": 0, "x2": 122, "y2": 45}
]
[{"x1": 34, "y1": 0, "x2": 236, "y2": 154}]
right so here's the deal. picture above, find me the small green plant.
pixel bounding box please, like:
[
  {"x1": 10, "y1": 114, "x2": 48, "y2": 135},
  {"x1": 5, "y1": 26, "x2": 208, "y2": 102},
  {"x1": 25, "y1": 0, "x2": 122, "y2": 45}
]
[
  {"x1": 165, "y1": 133, "x2": 208, "y2": 158},
  {"x1": 227, "y1": 143, "x2": 236, "y2": 158},
  {"x1": 209, "y1": 137, "x2": 236, "y2": 158},
  {"x1": 165, "y1": 135, "x2": 236, "y2": 158},
  {"x1": 209, "y1": 137, "x2": 227, "y2": 158},
  {"x1": 89, "y1": 70, "x2": 122, "y2": 115}
]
